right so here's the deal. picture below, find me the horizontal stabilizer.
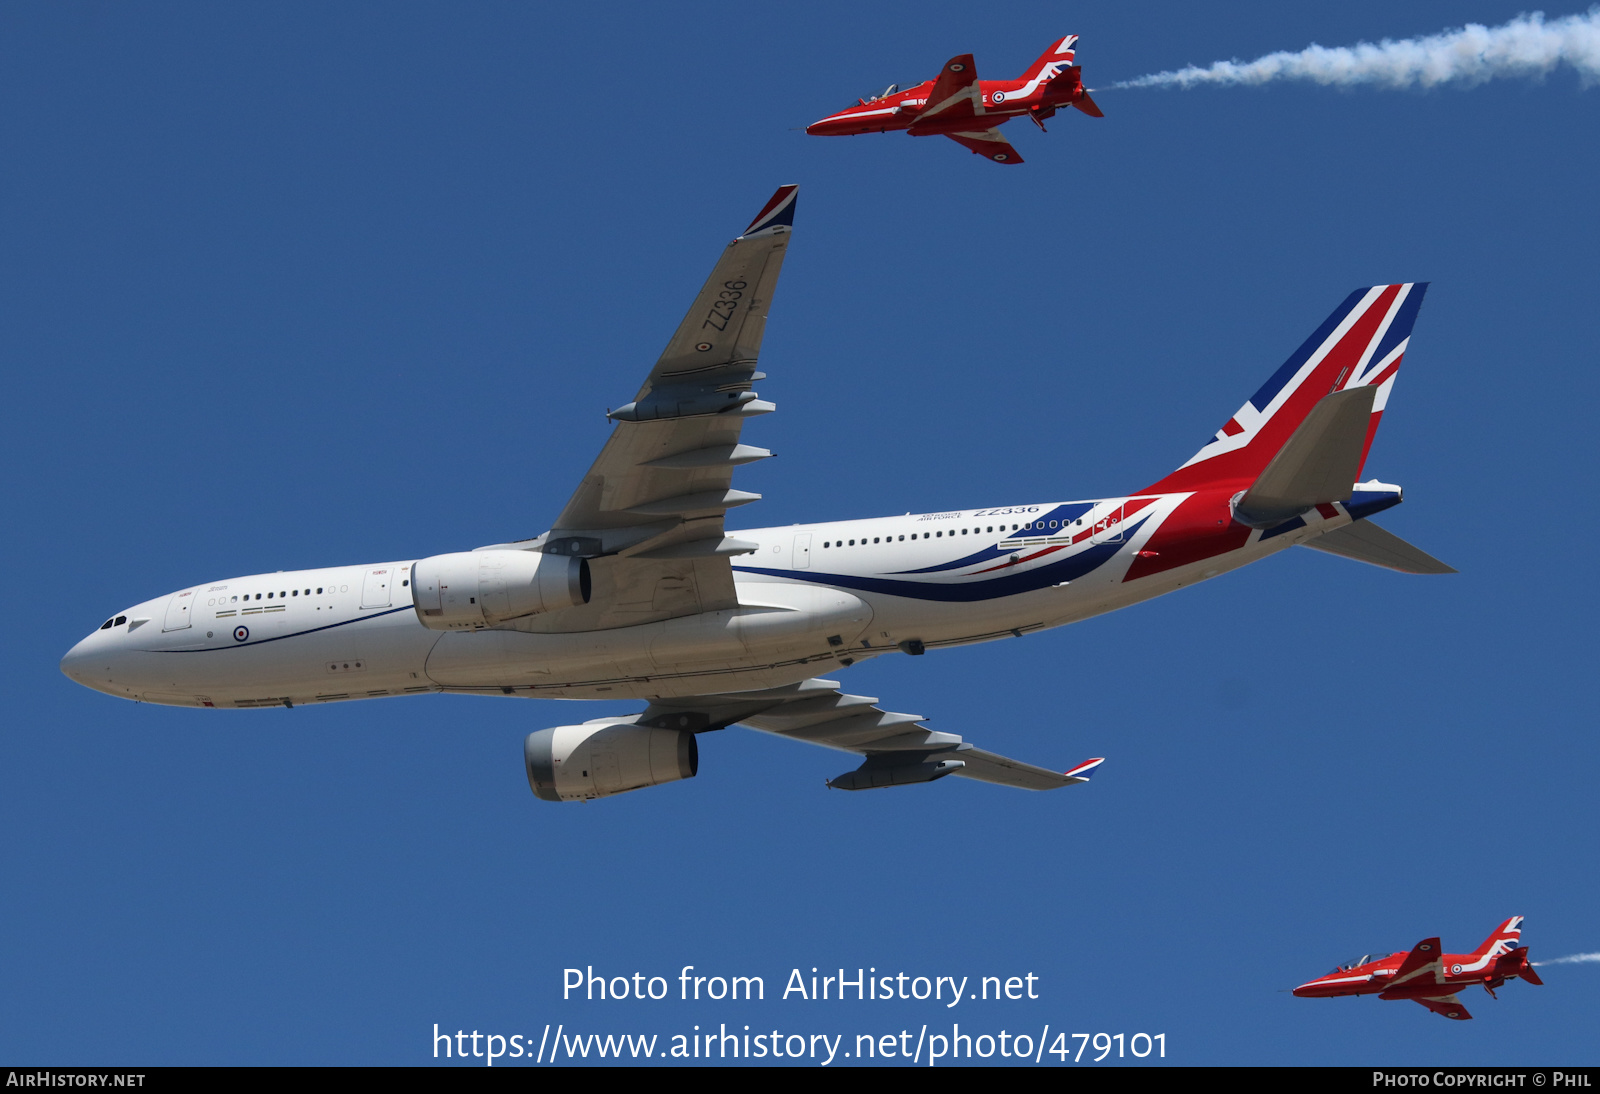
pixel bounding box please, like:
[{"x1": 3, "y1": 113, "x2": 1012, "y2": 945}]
[
  {"x1": 1302, "y1": 520, "x2": 1457, "y2": 574},
  {"x1": 1072, "y1": 90, "x2": 1104, "y2": 117},
  {"x1": 1234, "y1": 386, "x2": 1375, "y2": 527}
]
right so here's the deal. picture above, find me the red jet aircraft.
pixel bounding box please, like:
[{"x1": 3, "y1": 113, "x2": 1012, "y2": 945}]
[
  {"x1": 806, "y1": 35, "x2": 1103, "y2": 164},
  {"x1": 1293, "y1": 918, "x2": 1543, "y2": 1020}
]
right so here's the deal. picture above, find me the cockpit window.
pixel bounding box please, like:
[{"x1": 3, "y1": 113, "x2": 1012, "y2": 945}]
[
  {"x1": 99, "y1": 618, "x2": 114, "y2": 630},
  {"x1": 1333, "y1": 952, "x2": 1397, "y2": 972},
  {"x1": 859, "y1": 83, "x2": 898, "y2": 104},
  {"x1": 114, "y1": 615, "x2": 126, "y2": 626}
]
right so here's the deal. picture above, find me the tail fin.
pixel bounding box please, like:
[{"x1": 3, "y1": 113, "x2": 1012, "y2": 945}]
[
  {"x1": 1021, "y1": 35, "x2": 1079, "y2": 82},
  {"x1": 1144, "y1": 284, "x2": 1429, "y2": 494},
  {"x1": 1471, "y1": 916, "x2": 1525, "y2": 961}
]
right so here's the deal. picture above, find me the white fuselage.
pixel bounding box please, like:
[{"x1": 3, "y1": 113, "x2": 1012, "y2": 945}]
[{"x1": 60, "y1": 492, "x2": 1351, "y2": 709}]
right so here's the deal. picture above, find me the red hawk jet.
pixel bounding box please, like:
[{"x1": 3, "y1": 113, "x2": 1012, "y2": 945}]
[
  {"x1": 1293, "y1": 918, "x2": 1543, "y2": 1020},
  {"x1": 806, "y1": 35, "x2": 1103, "y2": 164}
]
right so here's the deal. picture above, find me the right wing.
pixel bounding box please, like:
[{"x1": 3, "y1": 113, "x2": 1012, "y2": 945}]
[
  {"x1": 944, "y1": 129, "x2": 1024, "y2": 164},
  {"x1": 636, "y1": 678, "x2": 1102, "y2": 792},
  {"x1": 1302, "y1": 520, "x2": 1457, "y2": 574}
]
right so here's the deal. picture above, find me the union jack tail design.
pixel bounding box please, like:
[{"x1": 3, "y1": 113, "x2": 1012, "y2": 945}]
[
  {"x1": 1144, "y1": 283, "x2": 1429, "y2": 494},
  {"x1": 1023, "y1": 35, "x2": 1079, "y2": 80},
  {"x1": 1469, "y1": 916, "x2": 1525, "y2": 961},
  {"x1": 741, "y1": 185, "x2": 799, "y2": 238}
]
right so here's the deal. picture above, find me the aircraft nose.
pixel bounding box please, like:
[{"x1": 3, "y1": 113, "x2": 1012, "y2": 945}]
[{"x1": 60, "y1": 636, "x2": 95, "y2": 686}]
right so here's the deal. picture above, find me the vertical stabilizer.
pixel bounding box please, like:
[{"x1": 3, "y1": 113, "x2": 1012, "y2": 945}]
[
  {"x1": 1021, "y1": 35, "x2": 1079, "y2": 82},
  {"x1": 1145, "y1": 284, "x2": 1429, "y2": 495},
  {"x1": 1470, "y1": 916, "x2": 1525, "y2": 961}
]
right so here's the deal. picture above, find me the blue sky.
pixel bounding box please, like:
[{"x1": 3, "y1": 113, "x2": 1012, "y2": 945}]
[{"x1": 3, "y1": 1, "x2": 1596, "y2": 1066}]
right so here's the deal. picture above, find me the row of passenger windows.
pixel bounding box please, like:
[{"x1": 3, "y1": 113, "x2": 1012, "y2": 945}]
[
  {"x1": 212, "y1": 588, "x2": 327, "y2": 604},
  {"x1": 205, "y1": 579, "x2": 409, "y2": 607},
  {"x1": 821, "y1": 518, "x2": 1083, "y2": 548}
]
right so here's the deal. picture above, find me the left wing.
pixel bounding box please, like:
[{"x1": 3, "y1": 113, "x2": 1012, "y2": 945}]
[
  {"x1": 1386, "y1": 938, "x2": 1446, "y2": 991},
  {"x1": 944, "y1": 129, "x2": 1024, "y2": 164},
  {"x1": 1413, "y1": 995, "x2": 1473, "y2": 1020},
  {"x1": 637, "y1": 678, "x2": 1102, "y2": 791},
  {"x1": 916, "y1": 54, "x2": 984, "y2": 125},
  {"x1": 492, "y1": 187, "x2": 797, "y2": 632}
]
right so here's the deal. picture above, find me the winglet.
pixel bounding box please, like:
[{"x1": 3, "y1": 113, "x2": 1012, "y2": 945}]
[
  {"x1": 741, "y1": 185, "x2": 799, "y2": 238},
  {"x1": 1064, "y1": 757, "x2": 1105, "y2": 782}
]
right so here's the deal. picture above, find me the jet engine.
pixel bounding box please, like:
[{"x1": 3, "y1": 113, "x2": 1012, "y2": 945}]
[
  {"x1": 524, "y1": 722, "x2": 698, "y2": 802},
  {"x1": 411, "y1": 549, "x2": 590, "y2": 630}
]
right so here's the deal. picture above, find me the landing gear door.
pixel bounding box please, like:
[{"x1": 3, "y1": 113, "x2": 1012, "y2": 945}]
[
  {"x1": 1089, "y1": 503, "x2": 1126, "y2": 545},
  {"x1": 793, "y1": 533, "x2": 812, "y2": 570},
  {"x1": 162, "y1": 588, "x2": 195, "y2": 632}
]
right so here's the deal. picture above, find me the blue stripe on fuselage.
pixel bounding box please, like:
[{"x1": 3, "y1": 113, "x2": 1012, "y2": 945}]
[
  {"x1": 889, "y1": 502, "x2": 1096, "y2": 574},
  {"x1": 737, "y1": 515, "x2": 1150, "y2": 602}
]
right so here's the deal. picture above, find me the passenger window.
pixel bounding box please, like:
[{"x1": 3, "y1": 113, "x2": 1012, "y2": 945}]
[
  {"x1": 936, "y1": 530, "x2": 943, "y2": 537},
  {"x1": 292, "y1": 589, "x2": 298, "y2": 596},
  {"x1": 960, "y1": 528, "x2": 967, "y2": 535},
  {"x1": 402, "y1": 580, "x2": 409, "y2": 587},
  {"x1": 849, "y1": 539, "x2": 855, "y2": 546},
  {"x1": 115, "y1": 616, "x2": 126, "y2": 626},
  {"x1": 316, "y1": 588, "x2": 323, "y2": 594},
  {"x1": 898, "y1": 535, "x2": 904, "y2": 541},
  {"x1": 873, "y1": 537, "x2": 880, "y2": 544},
  {"x1": 987, "y1": 526, "x2": 993, "y2": 533},
  {"x1": 267, "y1": 592, "x2": 274, "y2": 599},
  {"x1": 256, "y1": 594, "x2": 262, "y2": 601}
]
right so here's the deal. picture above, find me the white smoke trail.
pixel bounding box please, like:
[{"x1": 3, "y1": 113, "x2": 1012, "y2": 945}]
[
  {"x1": 1115, "y1": 9, "x2": 1600, "y2": 91},
  {"x1": 1532, "y1": 952, "x2": 1600, "y2": 965}
]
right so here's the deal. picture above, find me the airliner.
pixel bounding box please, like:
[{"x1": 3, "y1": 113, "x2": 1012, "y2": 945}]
[{"x1": 61, "y1": 186, "x2": 1453, "y2": 802}]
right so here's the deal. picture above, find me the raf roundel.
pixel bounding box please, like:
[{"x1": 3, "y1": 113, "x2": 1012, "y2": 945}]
[
  {"x1": 233, "y1": 625, "x2": 249, "y2": 642},
  {"x1": 695, "y1": 342, "x2": 713, "y2": 352},
  {"x1": 992, "y1": 90, "x2": 1006, "y2": 103}
]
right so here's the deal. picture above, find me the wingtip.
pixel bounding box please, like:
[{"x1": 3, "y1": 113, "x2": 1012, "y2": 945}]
[
  {"x1": 741, "y1": 184, "x2": 799, "y2": 237},
  {"x1": 1064, "y1": 757, "x2": 1105, "y2": 780}
]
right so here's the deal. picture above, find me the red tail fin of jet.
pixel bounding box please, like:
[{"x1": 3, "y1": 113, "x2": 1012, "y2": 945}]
[
  {"x1": 1020, "y1": 35, "x2": 1078, "y2": 82},
  {"x1": 1470, "y1": 916, "x2": 1526, "y2": 960}
]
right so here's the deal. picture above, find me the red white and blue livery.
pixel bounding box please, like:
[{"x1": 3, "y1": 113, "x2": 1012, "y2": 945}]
[
  {"x1": 1294, "y1": 918, "x2": 1543, "y2": 1020},
  {"x1": 61, "y1": 187, "x2": 1452, "y2": 803},
  {"x1": 807, "y1": 36, "x2": 1103, "y2": 164}
]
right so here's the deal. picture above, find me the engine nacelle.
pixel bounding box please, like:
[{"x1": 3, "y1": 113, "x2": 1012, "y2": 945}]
[
  {"x1": 411, "y1": 549, "x2": 590, "y2": 630},
  {"x1": 524, "y1": 722, "x2": 698, "y2": 802}
]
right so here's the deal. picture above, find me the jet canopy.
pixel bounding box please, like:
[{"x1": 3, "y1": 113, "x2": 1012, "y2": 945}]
[
  {"x1": 1332, "y1": 952, "x2": 1398, "y2": 973},
  {"x1": 859, "y1": 83, "x2": 898, "y2": 103}
]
